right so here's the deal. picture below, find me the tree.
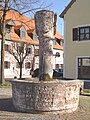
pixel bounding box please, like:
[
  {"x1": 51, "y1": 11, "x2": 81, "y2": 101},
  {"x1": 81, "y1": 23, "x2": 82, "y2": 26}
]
[
  {"x1": 0, "y1": 0, "x2": 51, "y2": 84},
  {"x1": 8, "y1": 42, "x2": 31, "y2": 79}
]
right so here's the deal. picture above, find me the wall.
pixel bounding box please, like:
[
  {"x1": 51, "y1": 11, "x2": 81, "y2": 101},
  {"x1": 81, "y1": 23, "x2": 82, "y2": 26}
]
[
  {"x1": 63, "y1": 0, "x2": 90, "y2": 79},
  {"x1": 53, "y1": 49, "x2": 63, "y2": 69},
  {"x1": 11, "y1": 79, "x2": 80, "y2": 113},
  {"x1": 4, "y1": 40, "x2": 63, "y2": 78},
  {"x1": 4, "y1": 41, "x2": 35, "y2": 78},
  {"x1": 0, "y1": 40, "x2": 1, "y2": 79}
]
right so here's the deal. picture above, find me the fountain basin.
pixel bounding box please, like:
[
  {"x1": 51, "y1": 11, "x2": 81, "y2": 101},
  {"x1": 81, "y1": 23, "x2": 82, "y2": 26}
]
[{"x1": 10, "y1": 79, "x2": 80, "y2": 113}]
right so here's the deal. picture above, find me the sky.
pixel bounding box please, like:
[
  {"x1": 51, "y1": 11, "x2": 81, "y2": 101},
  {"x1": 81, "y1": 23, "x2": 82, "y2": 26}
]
[
  {"x1": 26, "y1": 0, "x2": 71, "y2": 36},
  {"x1": 49, "y1": 0, "x2": 71, "y2": 36}
]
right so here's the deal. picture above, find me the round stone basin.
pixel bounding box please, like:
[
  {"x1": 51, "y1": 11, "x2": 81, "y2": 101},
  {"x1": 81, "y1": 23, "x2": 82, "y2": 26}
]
[{"x1": 10, "y1": 79, "x2": 80, "y2": 113}]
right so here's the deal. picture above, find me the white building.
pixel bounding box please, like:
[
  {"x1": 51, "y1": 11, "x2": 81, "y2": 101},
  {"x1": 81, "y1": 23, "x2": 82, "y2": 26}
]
[{"x1": 0, "y1": 10, "x2": 64, "y2": 78}]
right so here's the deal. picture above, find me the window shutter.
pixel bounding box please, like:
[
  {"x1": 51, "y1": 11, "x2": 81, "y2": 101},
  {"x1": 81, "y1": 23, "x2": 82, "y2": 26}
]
[{"x1": 73, "y1": 28, "x2": 78, "y2": 41}]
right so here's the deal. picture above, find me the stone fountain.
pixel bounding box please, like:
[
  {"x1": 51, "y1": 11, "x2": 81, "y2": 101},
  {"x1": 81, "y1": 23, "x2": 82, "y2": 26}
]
[{"x1": 10, "y1": 10, "x2": 80, "y2": 113}]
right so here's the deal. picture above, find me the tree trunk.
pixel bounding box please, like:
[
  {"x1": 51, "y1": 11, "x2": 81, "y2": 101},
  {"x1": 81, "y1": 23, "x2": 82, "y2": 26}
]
[
  {"x1": 19, "y1": 63, "x2": 22, "y2": 79},
  {"x1": 0, "y1": 0, "x2": 5, "y2": 84},
  {"x1": 32, "y1": 55, "x2": 35, "y2": 70},
  {"x1": 0, "y1": 33, "x2": 5, "y2": 84}
]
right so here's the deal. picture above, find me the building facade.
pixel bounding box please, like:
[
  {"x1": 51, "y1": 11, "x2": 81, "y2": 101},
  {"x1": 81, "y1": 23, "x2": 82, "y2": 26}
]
[
  {"x1": 1, "y1": 10, "x2": 64, "y2": 78},
  {"x1": 60, "y1": 0, "x2": 90, "y2": 79}
]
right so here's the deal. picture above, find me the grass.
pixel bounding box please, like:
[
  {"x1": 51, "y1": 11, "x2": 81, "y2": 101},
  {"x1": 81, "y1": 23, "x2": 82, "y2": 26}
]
[
  {"x1": 79, "y1": 95, "x2": 90, "y2": 112},
  {"x1": 65, "y1": 95, "x2": 90, "y2": 120},
  {"x1": 0, "y1": 82, "x2": 11, "y2": 87}
]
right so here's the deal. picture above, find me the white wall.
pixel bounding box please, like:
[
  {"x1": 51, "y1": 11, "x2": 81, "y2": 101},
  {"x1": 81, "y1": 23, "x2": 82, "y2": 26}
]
[{"x1": 53, "y1": 49, "x2": 63, "y2": 69}]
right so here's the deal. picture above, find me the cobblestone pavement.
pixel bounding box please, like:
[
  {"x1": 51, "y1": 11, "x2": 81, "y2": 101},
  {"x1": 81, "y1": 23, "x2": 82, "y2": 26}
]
[{"x1": 0, "y1": 86, "x2": 90, "y2": 120}]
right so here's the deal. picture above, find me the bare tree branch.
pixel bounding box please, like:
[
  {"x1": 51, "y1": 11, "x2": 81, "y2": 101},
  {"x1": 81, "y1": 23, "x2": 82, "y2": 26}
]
[{"x1": 0, "y1": 0, "x2": 52, "y2": 82}]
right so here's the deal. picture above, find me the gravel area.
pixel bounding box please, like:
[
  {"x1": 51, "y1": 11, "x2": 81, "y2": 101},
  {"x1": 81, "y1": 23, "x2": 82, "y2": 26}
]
[{"x1": 0, "y1": 86, "x2": 90, "y2": 120}]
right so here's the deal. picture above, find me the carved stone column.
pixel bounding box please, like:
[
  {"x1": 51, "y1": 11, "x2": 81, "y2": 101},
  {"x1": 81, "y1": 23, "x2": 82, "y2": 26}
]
[{"x1": 35, "y1": 10, "x2": 57, "y2": 81}]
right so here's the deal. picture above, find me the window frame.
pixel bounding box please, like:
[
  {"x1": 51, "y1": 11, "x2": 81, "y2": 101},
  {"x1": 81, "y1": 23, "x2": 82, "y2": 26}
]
[
  {"x1": 21, "y1": 30, "x2": 26, "y2": 40},
  {"x1": 25, "y1": 62, "x2": 31, "y2": 69},
  {"x1": 26, "y1": 48, "x2": 32, "y2": 54},
  {"x1": 5, "y1": 44, "x2": 11, "y2": 51},
  {"x1": 78, "y1": 57, "x2": 90, "y2": 79},
  {"x1": 53, "y1": 39, "x2": 56, "y2": 45},
  {"x1": 4, "y1": 61, "x2": 10, "y2": 69},
  {"x1": 17, "y1": 46, "x2": 24, "y2": 53},
  {"x1": 34, "y1": 49, "x2": 39, "y2": 56},
  {"x1": 55, "y1": 64, "x2": 59, "y2": 69},
  {"x1": 16, "y1": 62, "x2": 24, "y2": 68},
  {"x1": 5, "y1": 24, "x2": 11, "y2": 33},
  {"x1": 22, "y1": 31, "x2": 26, "y2": 37},
  {"x1": 73, "y1": 26, "x2": 90, "y2": 41}
]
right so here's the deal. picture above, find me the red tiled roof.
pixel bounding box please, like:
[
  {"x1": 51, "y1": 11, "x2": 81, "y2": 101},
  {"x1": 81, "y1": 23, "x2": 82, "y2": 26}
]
[
  {"x1": 60, "y1": 0, "x2": 76, "y2": 18},
  {"x1": 55, "y1": 31, "x2": 63, "y2": 40},
  {"x1": 6, "y1": 11, "x2": 35, "y2": 30},
  {"x1": 4, "y1": 10, "x2": 63, "y2": 49}
]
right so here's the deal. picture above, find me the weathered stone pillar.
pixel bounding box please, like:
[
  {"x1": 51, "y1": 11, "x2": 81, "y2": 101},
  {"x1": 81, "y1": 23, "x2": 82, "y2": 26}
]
[{"x1": 35, "y1": 10, "x2": 57, "y2": 81}]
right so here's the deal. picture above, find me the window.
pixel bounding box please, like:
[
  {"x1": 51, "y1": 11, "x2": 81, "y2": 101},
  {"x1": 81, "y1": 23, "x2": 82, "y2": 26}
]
[
  {"x1": 34, "y1": 49, "x2": 39, "y2": 56},
  {"x1": 55, "y1": 52, "x2": 60, "y2": 57},
  {"x1": 5, "y1": 44, "x2": 9, "y2": 51},
  {"x1": 16, "y1": 62, "x2": 20, "y2": 68},
  {"x1": 78, "y1": 57, "x2": 90, "y2": 79},
  {"x1": 60, "y1": 40, "x2": 64, "y2": 46},
  {"x1": 22, "y1": 31, "x2": 26, "y2": 37},
  {"x1": 53, "y1": 40, "x2": 56, "y2": 45},
  {"x1": 5, "y1": 44, "x2": 11, "y2": 51},
  {"x1": 26, "y1": 48, "x2": 32, "y2": 54},
  {"x1": 55, "y1": 64, "x2": 59, "y2": 69},
  {"x1": 21, "y1": 31, "x2": 26, "y2": 40},
  {"x1": 5, "y1": 24, "x2": 11, "y2": 33},
  {"x1": 16, "y1": 62, "x2": 24, "y2": 68},
  {"x1": 17, "y1": 46, "x2": 24, "y2": 53},
  {"x1": 4, "y1": 61, "x2": 10, "y2": 69},
  {"x1": 79, "y1": 27, "x2": 90, "y2": 40},
  {"x1": 73, "y1": 26, "x2": 90, "y2": 41},
  {"x1": 25, "y1": 62, "x2": 31, "y2": 69}
]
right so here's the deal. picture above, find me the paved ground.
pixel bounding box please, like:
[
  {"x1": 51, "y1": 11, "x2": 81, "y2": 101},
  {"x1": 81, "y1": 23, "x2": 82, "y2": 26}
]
[{"x1": 0, "y1": 86, "x2": 90, "y2": 120}]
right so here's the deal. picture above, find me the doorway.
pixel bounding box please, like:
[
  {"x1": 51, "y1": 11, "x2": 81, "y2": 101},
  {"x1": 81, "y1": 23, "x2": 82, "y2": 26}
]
[{"x1": 78, "y1": 57, "x2": 90, "y2": 79}]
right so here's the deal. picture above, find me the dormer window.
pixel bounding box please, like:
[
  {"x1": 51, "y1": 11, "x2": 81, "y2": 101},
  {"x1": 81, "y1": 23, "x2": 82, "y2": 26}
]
[
  {"x1": 22, "y1": 31, "x2": 25, "y2": 37},
  {"x1": 53, "y1": 40, "x2": 56, "y2": 45},
  {"x1": 15, "y1": 25, "x2": 26, "y2": 40},
  {"x1": 20, "y1": 26, "x2": 26, "y2": 40},
  {"x1": 5, "y1": 19, "x2": 15, "y2": 33},
  {"x1": 60, "y1": 40, "x2": 64, "y2": 46},
  {"x1": 21, "y1": 30, "x2": 26, "y2": 40},
  {"x1": 5, "y1": 24, "x2": 11, "y2": 33},
  {"x1": 28, "y1": 33, "x2": 33, "y2": 39}
]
